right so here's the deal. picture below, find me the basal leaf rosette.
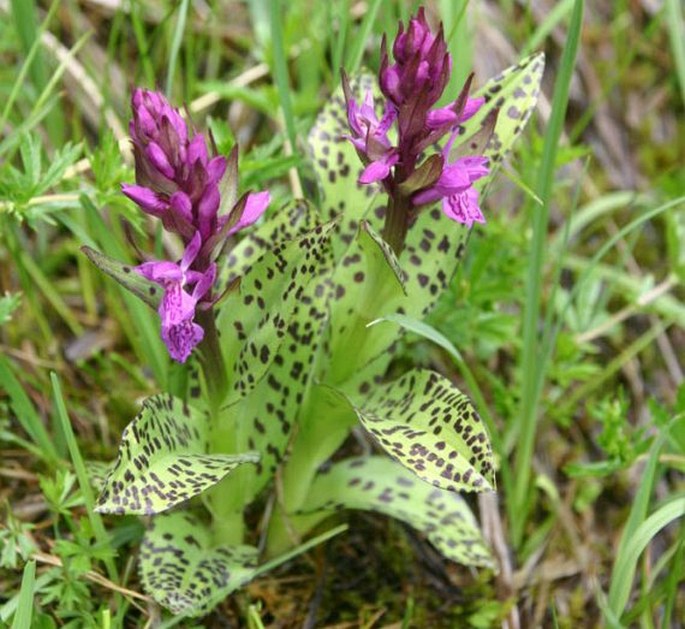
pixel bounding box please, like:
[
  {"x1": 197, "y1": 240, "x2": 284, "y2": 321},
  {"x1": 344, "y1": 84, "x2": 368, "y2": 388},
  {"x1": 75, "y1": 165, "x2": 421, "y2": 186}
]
[
  {"x1": 139, "y1": 511, "x2": 259, "y2": 616},
  {"x1": 298, "y1": 456, "x2": 495, "y2": 568},
  {"x1": 327, "y1": 369, "x2": 495, "y2": 494},
  {"x1": 95, "y1": 394, "x2": 259, "y2": 515}
]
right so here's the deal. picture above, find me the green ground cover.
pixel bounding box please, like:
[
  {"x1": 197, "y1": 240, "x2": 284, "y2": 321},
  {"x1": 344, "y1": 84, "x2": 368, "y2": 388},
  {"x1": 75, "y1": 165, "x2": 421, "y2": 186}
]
[{"x1": 0, "y1": 1, "x2": 683, "y2": 626}]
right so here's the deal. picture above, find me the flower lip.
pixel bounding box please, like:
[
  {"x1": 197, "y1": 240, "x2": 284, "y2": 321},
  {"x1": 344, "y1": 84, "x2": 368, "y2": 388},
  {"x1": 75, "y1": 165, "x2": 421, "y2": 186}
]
[{"x1": 134, "y1": 232, "x2": 216, "y2": 363}]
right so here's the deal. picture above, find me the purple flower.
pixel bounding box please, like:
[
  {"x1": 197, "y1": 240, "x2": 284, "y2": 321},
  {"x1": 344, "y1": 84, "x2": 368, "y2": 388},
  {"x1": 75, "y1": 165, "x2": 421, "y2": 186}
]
[
  {"x1": 412, "y1": 155, "x2": 489, "y2": 228},
  {"x1": 123, "y1": 89, "x2": 269, "y2": 252},
  {"x1": 135, "y1": 232, "x2": 216, "y2": 363},
  {"x1": 343, "y1": 83, "x2": 399, "y2": 184},
  {"x1": 379, "y1": 7, "x2": 450, "y2": 115},
  {"x1": 340, "y1": 7, "x2": 492, "y2": 248},
  {"x1": 226, "y1": 191, "x2": 271, "y2": 236}
]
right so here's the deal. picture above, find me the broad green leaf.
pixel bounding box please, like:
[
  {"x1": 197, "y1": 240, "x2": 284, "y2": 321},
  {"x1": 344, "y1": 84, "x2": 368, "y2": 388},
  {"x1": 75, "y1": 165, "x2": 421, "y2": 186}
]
[
  {"x1": 140, "y1": 511, "x2": 348, "y2": 618},
  {"x1": 220, "y1": 198, "x2": 321, "y2": 288},
  {"x1": 218, "y1": 222, "x2": 335, "y2": 403},
  {"x1": 96, "y1": 394, "x2": 259, "y2": 515},
  {"x1": 81, "y1": 246, "x2": 161, "y2": 310},
  {"x1": 140, "y1": 511, "x2": 258, "y2": 616},
  {"x1": 326, "y1": 220, "x2": 406, "y2": 384},
  {"x1": 220, "y1": 237, "x2": 337, "y2": 503},
  {"x1": 329, "y1": 369, "x2": 495, "y2": 493},
  {"x1": 460, "y1": 52, "x2": 546, "y2": 172},
  {"x1": 299, "y1": 456, "x2": 494, "y2": 568}
]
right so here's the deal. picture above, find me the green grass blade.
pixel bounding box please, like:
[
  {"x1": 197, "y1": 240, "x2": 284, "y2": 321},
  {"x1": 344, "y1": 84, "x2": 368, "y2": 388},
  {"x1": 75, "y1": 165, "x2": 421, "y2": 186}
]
[
  {"x1": 165, "y1": 0, "x2": 190, "y2": 97},
  {"x1": 129, "y1": 0, "x2": 156, "y2": 86},
  {"x1": 511, "y1": 0, "x2": 585, "y2": 547},
  {"x1": 345, "y1": 0, "x2": 383, "y2": 74},
  {"x1": 50, "y1": 372, "x2": 119, "y2": 583},
  {"x1": 332, "y1": 0, "x2": 350, "y2": 75},
  {"x1": 522, "y1": 0, "x2": 575, "y2": 55},
  {"x1": 269, "y1": 0, "x2": 298, "y2": 154},
  {"x1": 9, "y1": 0, "x2": 64, "y2": 144},
  {"x1": 10, "y1": 560, "x2": 35, "y2": 629},
  {"x1": 607, "y1": 497, "x2": 685, "y2": 618},
  {"x1": 665, "y1": 0, "x2": 685, "y2": 106},
  {"x1": 0, "y1": 0, "x2": 60, "y2": 137},
  {"x1": 0, "y1": 355, "x2": 60, "y2": 464}
]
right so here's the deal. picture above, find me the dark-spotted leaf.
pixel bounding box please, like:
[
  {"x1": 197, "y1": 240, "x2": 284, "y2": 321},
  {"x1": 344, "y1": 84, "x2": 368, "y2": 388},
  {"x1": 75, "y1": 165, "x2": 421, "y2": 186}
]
[
  {"x1": 219, "y1": 239, "x2": 336, "y2": 503},
  {"x1": 139, "y1": 511, "x2": 258, "y2": 616},
  {"x1": 217, "y1": 222, "x2": 335, "y2": 403},
  {"x1": 220, "y1": 198, "x2": 321, "y2": 288},
  {"x1": 299, "y1": 456, "x2": 494, "y2": 568},
  {"x1": 96, "y1": 394, "x2": 259, "y2": 515},
  {"x1": 81, "y1": 246, "x2": 161, "y2": 310},
  {"x1": 327, "y1": 220, "x2": 405, "y2": 384},
  {"x1": 458, "y1": 52, "x2": 546, "y2": 173},
  {"x1": 329, "y1": 370, "x2": 495, "y2": 493}
]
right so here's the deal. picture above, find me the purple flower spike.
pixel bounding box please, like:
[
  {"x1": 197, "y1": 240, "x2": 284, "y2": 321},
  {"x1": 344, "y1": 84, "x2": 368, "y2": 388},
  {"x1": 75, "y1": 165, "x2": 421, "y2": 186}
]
[
  {"x1": 135, "y1": 232, "x2": 216, "y2": 363},
  {"x1": 379, "y1": 7, "x2": 450, "y2": 112},
  {"x1": 341, "y1": 6, "x2": 492, "y2": 252},
  {"x1": 125, "y1": 88, "x2": 269, "y2": 258}
]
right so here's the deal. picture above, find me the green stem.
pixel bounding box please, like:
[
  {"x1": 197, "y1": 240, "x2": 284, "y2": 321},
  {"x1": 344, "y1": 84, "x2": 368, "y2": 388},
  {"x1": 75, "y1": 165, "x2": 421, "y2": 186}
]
[
  {"x1": 381, "y1": 190, "x2": 411, "y2": 256},
  {"x1": 263, "y1": 389, "x2": 357, "y2": 557},
  {"x1": 196, "y1": 306, "x2": 227, "y2": 414}
]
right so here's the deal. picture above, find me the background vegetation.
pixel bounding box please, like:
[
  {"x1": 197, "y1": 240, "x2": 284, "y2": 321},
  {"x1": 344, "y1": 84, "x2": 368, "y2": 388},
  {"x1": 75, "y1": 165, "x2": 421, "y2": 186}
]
[{"x1": 0, "y1": 0, "x2": 683, "y2": 626}]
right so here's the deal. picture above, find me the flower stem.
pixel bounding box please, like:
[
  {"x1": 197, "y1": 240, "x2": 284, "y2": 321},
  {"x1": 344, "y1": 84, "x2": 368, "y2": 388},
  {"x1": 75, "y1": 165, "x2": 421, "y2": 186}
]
[
  {"x1": 196, "y1": 306, "x2": 227, "y2": 413},
  {"x1": 381, "y1": 189, "x2": 410, "y2": 256}
]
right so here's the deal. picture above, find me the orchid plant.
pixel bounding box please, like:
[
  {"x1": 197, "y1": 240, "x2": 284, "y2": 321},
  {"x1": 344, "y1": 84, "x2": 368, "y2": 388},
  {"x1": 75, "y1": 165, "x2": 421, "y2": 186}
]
[{"x1": 85, "y1": 8, "x2": 544, "y2": 617}]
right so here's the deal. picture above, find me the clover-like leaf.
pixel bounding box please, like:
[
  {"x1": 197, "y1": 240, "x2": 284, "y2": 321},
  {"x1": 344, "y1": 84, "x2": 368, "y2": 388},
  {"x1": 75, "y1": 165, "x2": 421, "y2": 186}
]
[
  {"x1": 299, "y1": 456, "x2": 494, "y2": 568},
  {"x1": 329, "y1": 369, "x2": 495, "y2": 493},
  {"x1": 96, "y1": 394, "x2": 259, "y2": 515},
  {"x1": 139, "y1": 511, "x2": 258, "y2": 616},
  {"x1": 218, "y1": 222, "x2": 335, "y2": 403}
]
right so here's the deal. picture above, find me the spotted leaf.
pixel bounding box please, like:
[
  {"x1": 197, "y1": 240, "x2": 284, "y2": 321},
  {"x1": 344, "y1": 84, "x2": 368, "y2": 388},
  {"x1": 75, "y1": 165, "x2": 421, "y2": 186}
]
[
  {"x1": 220, "y1": 240, "x2": 336, "y2": 503},
  {"x1": 81, "y1": 246, "x2": 161, "y2": 310},
  {"x1": 329, "y1": 370, "x2": 494, "y2": 493},
  {"x1": 95, "y1": 394, "x2": 259, "y2": 515},
  {"x1": 218, "y1": 222, "x2": 335, "y2": 403},
  {"x1": 299, "y1": 456, "x2": 494, "y2": 568},
  {"x1": 140, "y1": 511, "x2": 258, "y2": 616},
  {"x1": 457, "y1": 52, "x2": 545, "y2": 173},
  {"x1": 326, "y1": 220, "x2": 406, "y2": 385},
  {"x1": 220, "y1": 198, "x2": 321, "y2": 288}
]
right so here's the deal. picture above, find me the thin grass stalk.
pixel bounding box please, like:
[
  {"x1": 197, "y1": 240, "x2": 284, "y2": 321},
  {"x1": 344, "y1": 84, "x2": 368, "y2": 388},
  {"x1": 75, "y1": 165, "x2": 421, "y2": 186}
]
[
  {"x1": 165, "y1": 0, "x2": 190, "y2": 97},
  {"x1": 10, "y1": 560, "x2": 35, "y2": 629},
  {"x1": 345, "y1": 0, "x2": 383, "y2": 74},
  {"x1": 9, "y1": 0, "x2": 64, "y2": 145},
  {"x1": 665, "y1": 0, "x2": 685, "y2": 106},
  {"x1": 510, "y1": 0, "x2": 584, "y2": 547},
  {"x1": 50, "y1": 373, "x2": 119, "y2": 583},
  {"x1": 269, "y1": 0, "x2": 298, "y2": 157}
]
